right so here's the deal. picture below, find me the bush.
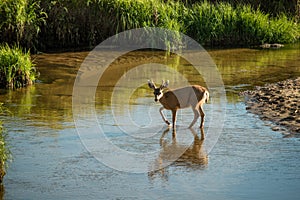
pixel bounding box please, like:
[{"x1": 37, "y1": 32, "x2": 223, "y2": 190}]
[{"x1": 0, "y1": 44, "x2": 36, "y2": 89}]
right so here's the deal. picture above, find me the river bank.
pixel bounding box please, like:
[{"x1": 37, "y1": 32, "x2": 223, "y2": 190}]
[{"x1": 241, "y1": 77, "x2": 300, "y2": 137}]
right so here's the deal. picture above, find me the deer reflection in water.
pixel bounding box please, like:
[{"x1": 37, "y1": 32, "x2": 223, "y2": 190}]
[{"x1": 148, "y1": 127, "x2": 208, "y2": 180}]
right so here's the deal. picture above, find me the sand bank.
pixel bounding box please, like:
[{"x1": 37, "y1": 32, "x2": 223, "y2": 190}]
[{"x1": 241, "y1": 77, "x2": 300, "y2": 137}]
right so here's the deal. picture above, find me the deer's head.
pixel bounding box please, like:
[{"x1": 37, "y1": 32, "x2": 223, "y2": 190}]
[{"x1": 148, "y1": 80, "x2": 169, "y2": 102}]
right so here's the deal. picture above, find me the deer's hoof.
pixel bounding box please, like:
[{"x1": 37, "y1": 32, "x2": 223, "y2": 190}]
[{"x1": 165, "y1": 121, "x2": 171, "y2": 126}]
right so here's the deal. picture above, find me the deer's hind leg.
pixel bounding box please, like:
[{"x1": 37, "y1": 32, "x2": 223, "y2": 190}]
[
  {"x1": 198, "y1": 104, "x2": 205, "y2": 128},
  {"x1": 188, "y1": 106, "x2": 200, "y2": 128}
]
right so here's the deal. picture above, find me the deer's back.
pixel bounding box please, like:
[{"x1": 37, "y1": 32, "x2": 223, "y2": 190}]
[{"x1": 160, "y1": 85, "x2": 207, "y2": 109}]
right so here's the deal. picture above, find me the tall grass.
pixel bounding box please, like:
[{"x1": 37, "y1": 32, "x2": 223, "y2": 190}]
[
  {"x1": 0, "y1": 0, "x2": 46, "y2": 50},
  {"x1": 184, "y1": 0, "x2": 299, "y2": 18},
  {"x1": 186, "y1": 1, "x2": 300, "y2": 46},
  {"x1": 39, "y1": 0, "x2": 300, "y2": 49},
  {"x1": 0, "y1": 44, "x2": 36, "y2": 89},
  {"x1": 39, "y1": 0, "x2": 188, "y2": 49},
  {"x1": 1, "y1": 0, "x2": 299, "y2": 49}
]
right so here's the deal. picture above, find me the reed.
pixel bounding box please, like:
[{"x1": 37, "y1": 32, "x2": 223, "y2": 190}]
[
  {"x1": 1, "y1": 0, "x2": 299, "y2": 49},
  {"x1": 0, "y1": 0, "x2": 46, "y2": 50},
  {"x1": 0, "y1": 44, "x2": 36, "y2": 89},
  {"x1": 228, "y1": 0, "x2": 298, "y2": 18},
  {"x1": 40, "y1": 0, "x2": 300, "y2": 49},
  {"x1": 185, "y1": 1, "x2": 300, "y2": 46},
  {"x1": 39, "y1": 0, "x2": 187, "y2": 49}
]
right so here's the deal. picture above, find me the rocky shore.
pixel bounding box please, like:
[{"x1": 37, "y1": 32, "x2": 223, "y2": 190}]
[{"x1": 241, "y1": 77, "x2": 300, "y2": 137}]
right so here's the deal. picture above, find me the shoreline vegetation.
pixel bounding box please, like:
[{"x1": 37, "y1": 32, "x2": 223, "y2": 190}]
[
  {"x1": 0, "y1": 0, "x2": 299, "y2": 51},
  {"x1": 0, "y1": 44, "x2": 37, "y2": 89}
]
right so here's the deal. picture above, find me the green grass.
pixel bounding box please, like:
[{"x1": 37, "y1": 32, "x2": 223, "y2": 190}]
[
  {"x1": 0, "y1": 0, "x2": 46, "y2": 50},
  {"x1": 39, "y1": 0, "x2": 300, "y2": 49},
  {"x1": 1, "y1": 0, "x2": 299, "y2": 49},
  {"x1": 185, "y1": 1, "x2": 300, "y2": 46},
  {"x1": 0, "y1": 44, "x2": 36, "y2": 89}
]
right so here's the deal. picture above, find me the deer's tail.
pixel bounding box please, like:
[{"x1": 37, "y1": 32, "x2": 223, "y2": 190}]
[{"x1": 204, "y1": 90, "x2": 209, "y2": 103}]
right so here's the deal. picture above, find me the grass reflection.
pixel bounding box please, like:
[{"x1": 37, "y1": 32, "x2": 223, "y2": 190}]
[
  {"x1": 0, "y1": 46, "x2": 299, "y2": 130},
  {"x1": 210, "y1": 45, "x2": 300, "y2": 87}
]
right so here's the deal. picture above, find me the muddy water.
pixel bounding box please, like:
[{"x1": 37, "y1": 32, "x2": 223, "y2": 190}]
[{"x1": 1, "y1": 44, "x2": 300, "y2": 199}]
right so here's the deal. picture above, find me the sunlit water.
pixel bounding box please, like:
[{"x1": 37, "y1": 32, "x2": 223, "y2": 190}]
[{"x1": 1, "y1": 44, "x2": 300, "y2": 199}]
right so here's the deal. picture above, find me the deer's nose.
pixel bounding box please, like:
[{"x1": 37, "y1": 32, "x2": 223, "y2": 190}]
[{"x1": 155, "y1": 98, "x2": 158, "y2": 102}]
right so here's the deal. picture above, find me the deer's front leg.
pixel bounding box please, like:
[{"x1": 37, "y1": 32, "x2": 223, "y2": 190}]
[{"x1": 159, "y1": 107, "x2": 171, "y2": 126}]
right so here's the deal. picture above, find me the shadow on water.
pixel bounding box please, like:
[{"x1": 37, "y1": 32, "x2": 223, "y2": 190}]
[{"x1": 148, "y1": 127, "x2": 208, "y2": 181}]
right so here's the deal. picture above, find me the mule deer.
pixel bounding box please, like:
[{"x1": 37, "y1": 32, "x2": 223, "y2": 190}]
[{"x1": 148, "y1": 80, "x2": 209, "y2": 129}]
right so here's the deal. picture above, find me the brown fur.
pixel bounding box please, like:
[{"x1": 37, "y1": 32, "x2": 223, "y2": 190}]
[
  {"x1": 159, "y1": 85, "x2": 208, "y2": 110},
  {"x1": 148, "y1": 80, "x2": 209, "y2": 129}
]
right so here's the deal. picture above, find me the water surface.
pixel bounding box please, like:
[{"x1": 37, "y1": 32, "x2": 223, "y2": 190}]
[{"x1": 1, "y1": 44, "x2": 300, "y2": 199}]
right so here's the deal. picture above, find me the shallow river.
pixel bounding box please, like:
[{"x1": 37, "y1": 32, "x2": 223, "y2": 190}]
[{"x1": 1, "y1": 43, "x2": 300, "y2": 199}]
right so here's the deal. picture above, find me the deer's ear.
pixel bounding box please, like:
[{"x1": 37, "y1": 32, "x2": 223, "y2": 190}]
[
  {"x1": 165, "y1": 80, "x2": 169, "y2": 87},
  {"x1": 160, "y1": 80, "x2": 169, "y2": 89},
  {"x1": 148, "y1": 80, "x2": 156, "y2": 89}
]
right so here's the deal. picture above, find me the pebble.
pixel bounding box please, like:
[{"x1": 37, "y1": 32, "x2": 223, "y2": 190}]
[{"x1": 272, "y1": 126, "x2": 280, "y2": 131}]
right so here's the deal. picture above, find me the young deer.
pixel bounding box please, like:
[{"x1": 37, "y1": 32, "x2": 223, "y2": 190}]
[{"x1": 148, "y1": 80, "x2": 209, "y2": 129}]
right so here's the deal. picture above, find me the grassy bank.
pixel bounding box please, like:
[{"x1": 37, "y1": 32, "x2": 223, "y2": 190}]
[
  {"x1": 1, "y1": 0, "x2": 300, "y2": 50},
  {"x1": 0, "y1": 44, "x2": 37, "y2": 89},
  {"x1": 185, "y1": 0, "x2": 300, "y2": 18},
  {"x1": 186, "y1": 1, "x2": 300, "y2": 46}
]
